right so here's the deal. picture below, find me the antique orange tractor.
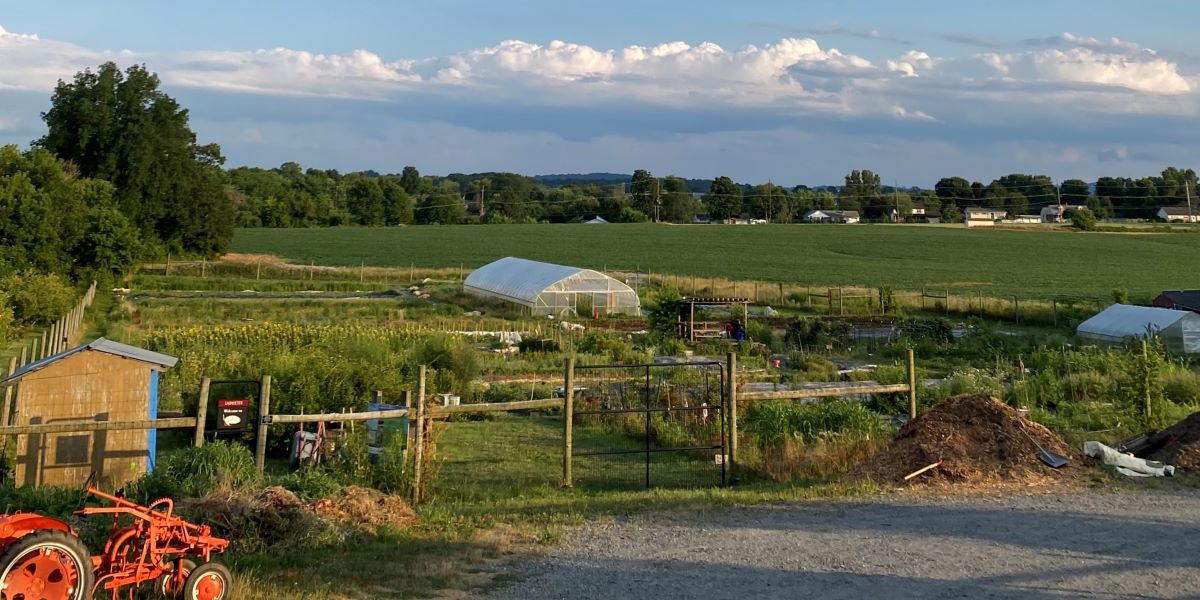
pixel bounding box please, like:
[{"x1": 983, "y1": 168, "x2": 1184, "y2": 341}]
[{"x1": 0, "y1": 485, "x2": 232, "y2": 599}]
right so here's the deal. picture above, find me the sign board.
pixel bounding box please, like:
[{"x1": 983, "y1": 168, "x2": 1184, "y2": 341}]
[{"x1": 216, "y1": 399, "x2": 251, "y2": 432}]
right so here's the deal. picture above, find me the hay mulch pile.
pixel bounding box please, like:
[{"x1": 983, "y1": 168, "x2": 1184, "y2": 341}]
[
  {"x1": 309, "y1": 486, "x2": 418, "y2": 533},
  {"x1": 180, "y1": 485, "x2": 417, "y2": 551},
  {"x1": 849, "y1": 394, "x2": 1079, "y2": 488},
  {"x1": 1139, "y1": 412, "x2": 1200, "y2": 470}
]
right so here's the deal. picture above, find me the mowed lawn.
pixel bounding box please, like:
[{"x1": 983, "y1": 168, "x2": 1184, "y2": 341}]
[{"x1": 231, "y1": 224, "x2": 1200, "y2": 300}]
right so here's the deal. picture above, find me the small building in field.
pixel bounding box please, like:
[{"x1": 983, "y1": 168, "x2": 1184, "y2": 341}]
[
  {"x1": 583, "y1": 216, "x2": 609, "y2": 224},
  {"x1": 964, "y1": 207, "x2": 1007, "y2": 227},
  {"x1": 1008, "y1": 214, "x2": 1042, "y2": 224},
  {"x1": 464, "y1": 257, "x2": 641, "y2": 317},
  {"x1": 1158, "y1": 206, "x2": 1200, "y2": 223},
  {"x1": 1153, "y1": 290, "x2": 1200, "y2": 314},
  {"x1": 1076, "y1": 304, "x2": 1200, "y2": 354},
  {"x1": 0, "y1": 338, "x2": 178, "y2": 487},
  {"x1": 803, "y1": 210, "x2": 860, "y2": 224},
  {"x1": 692, "y1": 213, "x2": 712, "y2": 224},
  {"x1": 1040, "y1": 204, "x2": 1089, "y2": 223}
]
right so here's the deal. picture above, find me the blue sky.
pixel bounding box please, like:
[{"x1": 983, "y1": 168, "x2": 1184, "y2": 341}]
[{"x1": 2, "y1": 1, "x2": 1199, "y2": 185}]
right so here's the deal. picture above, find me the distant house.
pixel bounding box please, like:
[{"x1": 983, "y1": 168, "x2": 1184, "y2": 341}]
[
  {"x1": 1009, "y1": 214, "x2": 1042, "y2": 224},
  {"x1": 1158, "y1": 206, "x2": 1200, "y2": 223},
  {"x1": 1040, "y1": 204, "x2": 1089, "y2": 223},
  {"x1": 963, "y1": 207, "x2": 1007, "y2": 227},
  {"x1": 889, "y1": 204, "x2": 941, "y2": 223},
  {"x1": 692, "y1": 213, "x2": 711, "y2": 224},
  {"x1": 803, "y1": 210, "x2": 860, "y2": 224},
  {"x1": 583, "y1": 216, "x2": 609, "y2": 224},
  {"x1": 1154, "y1": 290, "x2": 1200, "y2": 314}
]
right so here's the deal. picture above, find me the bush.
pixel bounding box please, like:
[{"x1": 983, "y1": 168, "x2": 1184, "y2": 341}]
[
  {"x1": 0, "y1": 293, "x2": 12, "y2": 343},
  {"x1": 0, "y1": 272, "x2": 75, "y2": 325},
  {"x1": 518, "y1": 337, "x2": 560, "y2": 353},
  {"x1": 1069, "y1": 207, "x2": 1098, "y2": 231},
  {"x1": 128, "y1": 442, "x2": 258, "y2": 501},
  {"x1": 1162, "y1": 370, "x2": 1200, "y2": 405},
  {"x1": 784, "y1": 318, "x2": 853, "y2": 349},
  {"x1": 576, "y1": 331, "x2": 639, "y2": 363},
  {"x1": 896, "y1": 317, "x2": 954, "y2": 345}
]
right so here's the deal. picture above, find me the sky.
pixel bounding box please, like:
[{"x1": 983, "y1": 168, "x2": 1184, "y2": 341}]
[{"x1": 1, "y1": 0, "x2": 1199, "y2": 186}]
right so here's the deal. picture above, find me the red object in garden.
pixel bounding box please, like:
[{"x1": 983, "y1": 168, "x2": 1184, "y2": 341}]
[{"x1": 0, "y1": 486, "x2": 232, "y2": 600}]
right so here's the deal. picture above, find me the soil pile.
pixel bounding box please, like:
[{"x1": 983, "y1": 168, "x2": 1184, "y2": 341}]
[
  {"x1": 849, "y1": 395, "x2": 1077, "y2": 487},
  {"x1": 1140, "y1": 412, "x2": 1200, "y2": 469},
  {"x1": 309, "y1": 486, "x2": 418, "y2": 533}
]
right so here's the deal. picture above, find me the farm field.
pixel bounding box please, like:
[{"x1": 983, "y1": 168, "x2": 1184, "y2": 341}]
[{"x1": 231, "y1": 224, "x2": 1200, "y2": 301}]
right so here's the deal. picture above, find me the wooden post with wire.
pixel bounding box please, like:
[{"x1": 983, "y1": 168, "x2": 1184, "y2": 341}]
[
  {"x1": 254, "y1": 375, "x2": 272, "y2": 475},
  {"x1": 727, "y1": 352, "x2": 738, "y2": 481},
  {"x1": 194, "y1": 377, "x2": 210, "y2": 448},
  {"x1": 907, "y1": 348, "x2": 918, "y2": 419},
  {"x1": 563, "y1": 357, "x2": 575, "y2": 488},
  {"x1": 413, "y1": 365, "x2": 427, "y2": 504}
]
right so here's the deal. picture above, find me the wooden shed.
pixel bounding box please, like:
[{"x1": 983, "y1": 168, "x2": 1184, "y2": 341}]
[{"x1": 0, "y1": 338, "x2": 177, "y2": 487}]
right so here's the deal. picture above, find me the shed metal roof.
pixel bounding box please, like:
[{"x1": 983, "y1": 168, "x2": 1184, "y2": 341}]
[
  {"x1": 1158, "y1": 290, "x2": 1200, "y2": 311},
  {"x1": 1, "y1": 338, "x2": 178, "y2": 385}
]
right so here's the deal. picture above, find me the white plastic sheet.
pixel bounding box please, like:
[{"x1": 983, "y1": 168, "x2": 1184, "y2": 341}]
[{"x1": 1083, "y1": 441, "x2": 1175, "y2": 477}]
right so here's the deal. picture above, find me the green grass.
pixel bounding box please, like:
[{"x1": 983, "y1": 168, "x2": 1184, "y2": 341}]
[{"x1": 231, "y1": 224, "x2": 1200, "y2": 301}]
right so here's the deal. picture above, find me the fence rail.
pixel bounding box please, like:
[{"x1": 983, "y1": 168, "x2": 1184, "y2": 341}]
[{"x1": 0, "y1": 417, "x2": 197, "y2": 436}]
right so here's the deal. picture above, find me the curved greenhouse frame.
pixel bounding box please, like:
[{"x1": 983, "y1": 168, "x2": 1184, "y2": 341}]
[{"x1": 464, "y1": 257, "x2": 642, "y2": 317}]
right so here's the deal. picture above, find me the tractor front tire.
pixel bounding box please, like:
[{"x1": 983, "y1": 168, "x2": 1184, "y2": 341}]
[
  {"x1": 182, "y1": 561, "x2": 232, "y2": 600},
  {"x1": 0, "y1": 530, "x2": 93, "y2": 600},
  {"x1": 158, "y1": 557, "x2": 198, "y2": 598}
]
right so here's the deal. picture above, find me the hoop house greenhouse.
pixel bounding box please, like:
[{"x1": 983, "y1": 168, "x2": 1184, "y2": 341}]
[
  {"x1": 464, "y1": 257, "x2": 642, "y2": 317},
  {"x1": 1076, "y1": 304, "x2": 1200, "y2": 354}
]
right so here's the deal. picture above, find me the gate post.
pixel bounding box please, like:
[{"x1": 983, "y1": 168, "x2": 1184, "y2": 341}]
[
  {"x1": 413, "y1": 365, "x2": 427, "y2": 504},
  {"x1": 254, "y1": 375, "x2": 271, "y2": 475},
  {"x1": 726, "y1": 352, "x2": 738, "y2": 482},
  {"x1": 194, "y1": 377, "x2": 210, "y2": 448},
  {"x1": 907, "y1": 348, "x2": 917, "y2": 420},
  {"x1": 563, "y1": 356, "x2": 575, "y2": 488}
]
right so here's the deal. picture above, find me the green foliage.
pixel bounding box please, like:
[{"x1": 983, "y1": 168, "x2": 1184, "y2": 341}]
[
  {"x1": 743, "y1": 400, "x2": 887, "y2": 448},
  {"x1": 39, "y1": 62, "x2": 233, "y2": 256},
  {"x1": 0, "y1": 293, "x2": 11, "y2": 343},
  {"x1": 279, "y1": 468, "x2": 343, "y2": 500},
  {"x1": 0, "y1": 272, "x2": 75, "y2": 325},
  {"x1": 575, "y1": 331, "x2": 639, "y2": 363},
  {"x1": 648, "y1": 287, "x2": 683, "y2": 340},
  {"x1": 895, "y1": 317, "x2": 954, "y2": 345},
  {"x1": 784, "y1": 318, "x2": 852, "y2": 349},
  {"x1": 128, "y1": 442, "x2": 258, "y2": 502},
  {"x1": 1112, "y1": 288, "x2": 1130, "y2": 304},
  {"x1": 517, "y1": 337, "x2": 561, "y2": 353},
  {"x1": 1069, "y1": 207, "x2": 1098, "y2": 231}
]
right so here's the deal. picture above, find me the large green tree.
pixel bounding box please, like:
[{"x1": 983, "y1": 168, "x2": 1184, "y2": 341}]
[
  {"x1": 703, "y1": 176, "x2": 743, "y2": 220},
  {"x1": 38, "y1": 62, "x2": 233, "y2": 256}
]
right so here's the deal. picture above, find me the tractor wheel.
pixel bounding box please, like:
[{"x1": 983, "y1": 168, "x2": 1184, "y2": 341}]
[
  {"x1": 0, "y1": 530, "x2": 93, "y2": 600},
  {"x1": 157, "y1": 557, "x2": 197, "y2": 599},
  {"x1": 181, "y1": 561, "x2": 232, "y2": 600}
]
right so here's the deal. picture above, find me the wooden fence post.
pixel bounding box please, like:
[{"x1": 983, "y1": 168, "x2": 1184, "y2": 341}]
[
  {"x1": 2, "y1": 357, "x2": 16, "y2": 425},
  {"x1": 1143, "y1": 341, "x2": 1152, "y2": 423},
  {"x1": 727, "y1": 352, "x2": 738, "y2": 481},
  {"x1": 194, "y1": 377, "x2": 210, "y2": 448},
  {"x1": 412, "y1": 365, "x2": 427, "y2": 504},
  {"x1": 563, "y1": 357, "x2": 575, "y2": 488},
  {"x1": 255, "y1": 375, "x2": 272, "y2": 475},
  {"x1": 907, "y1": 348, "x2": 918, "y2": 420}
]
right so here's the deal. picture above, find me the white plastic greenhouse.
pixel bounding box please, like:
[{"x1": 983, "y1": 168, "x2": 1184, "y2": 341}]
[
  {"x1": 464, "y1": 257, "x2": 642, "y2": 317},
  {"x1": 1076, "y1": 304, "x2": 1200, "y2": 354}
]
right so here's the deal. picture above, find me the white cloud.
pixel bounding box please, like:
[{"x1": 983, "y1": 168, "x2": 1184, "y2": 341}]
[
  {"x1": 892, "y1": 105, "x2": 935, "y2": 121},
  {"x1": 887, "y1": 50, "x2": 933, "y2": 77},
  {"x1": 168, "y1": 48, "x2": 421, "y2": 98}
]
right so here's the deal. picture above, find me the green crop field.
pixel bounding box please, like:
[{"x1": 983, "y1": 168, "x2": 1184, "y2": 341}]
[{"x1": 231, "y1": 224, "x2": 1200, "y2": 300}]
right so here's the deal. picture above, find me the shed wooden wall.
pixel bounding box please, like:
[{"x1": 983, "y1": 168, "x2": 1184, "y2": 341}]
[{"x1": 13, "y1": 351, "x2": 154, "y2": 487}]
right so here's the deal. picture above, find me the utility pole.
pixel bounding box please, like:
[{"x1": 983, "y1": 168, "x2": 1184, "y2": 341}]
[
  {"x1": 653, "y1": 178, "x2": 661, "y2": 223},
  {"x1": 1188, "y1": 179, "x2": 1195, "y2": 224}
]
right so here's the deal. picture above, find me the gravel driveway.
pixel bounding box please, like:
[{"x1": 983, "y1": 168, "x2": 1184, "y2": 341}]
[{"x1": 474, "y1": 490, "x2": 1200, "y2": 599}]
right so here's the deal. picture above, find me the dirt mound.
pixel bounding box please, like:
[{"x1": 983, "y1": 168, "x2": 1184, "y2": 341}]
[
  {"x1": 849, "y1": 395, "x2": 1078, "y2": 487},
  {"x1": 309, "y1": 486, "x2": 417, "y2": 533},
  {"x1": 1140, "y1": 412, "x2": 1200, "y2": 469}
]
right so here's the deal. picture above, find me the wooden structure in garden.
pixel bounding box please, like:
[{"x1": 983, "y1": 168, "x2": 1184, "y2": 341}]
[
  {"x1": 0, "y1": 338, "x2": 178, "y2": 487},
  {"x1": 677, "y1": 297, "x2": 751, "y2": 342}
]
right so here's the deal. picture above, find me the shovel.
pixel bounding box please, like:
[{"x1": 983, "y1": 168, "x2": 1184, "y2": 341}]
[{"x1": 1018, "y1": 424, "x2": 1069, "y2": 468}]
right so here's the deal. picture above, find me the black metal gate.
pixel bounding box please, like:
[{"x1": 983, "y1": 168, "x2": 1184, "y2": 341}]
[{"x1": 571, "y1": 361, "x2": 727, "y2": 489}]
